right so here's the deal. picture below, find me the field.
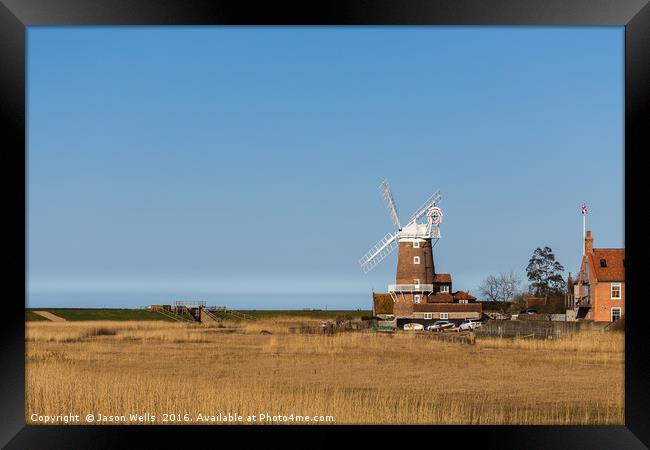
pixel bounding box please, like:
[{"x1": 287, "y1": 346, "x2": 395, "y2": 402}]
[
  {"x1": 237, "y1": 309, "x2": 370, "y2": 320},
  {"x1": 25, "y1": 308, "x2": 371, "y2": 322},
  {"x1": 25, "y1": 317, "x2": 624, "y2": 425},
  {"x1": 26, "y1": 308, "x2": 178, "y2": 322}
]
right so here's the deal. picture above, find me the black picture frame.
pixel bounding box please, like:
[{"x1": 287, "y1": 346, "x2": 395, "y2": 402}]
[{"x1": 2, "y1": 1, "x2": 648, "y2": 448}]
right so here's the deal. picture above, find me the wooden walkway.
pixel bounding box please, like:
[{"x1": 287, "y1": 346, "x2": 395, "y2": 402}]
[
  {"x1": 33, "y1": 311, "x2": 66, "y2": 322},
  {"x1": 199, "y1": 308, "x2": 219, "y2": 323}
]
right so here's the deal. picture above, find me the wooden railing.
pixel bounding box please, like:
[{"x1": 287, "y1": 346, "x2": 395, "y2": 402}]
[
  {"x1": 156, "y1": 309, "x2": 193, "y2": 322},
  {"x1": 226, "y1": 310, "x2": 256, "y2": 320}
]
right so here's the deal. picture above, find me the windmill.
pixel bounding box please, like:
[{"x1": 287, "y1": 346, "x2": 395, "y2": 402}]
[{"x1": 359, "y1": 179, "x2": 443, "y2": 302}]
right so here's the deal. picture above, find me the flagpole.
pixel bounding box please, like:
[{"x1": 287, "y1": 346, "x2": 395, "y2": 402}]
[{"x1": 582, "y1": 201, "x2": 586, "y2": 257}]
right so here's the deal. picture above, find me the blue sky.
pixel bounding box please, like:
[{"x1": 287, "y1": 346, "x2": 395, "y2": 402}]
[{"x1": 27, "y1": 27, "x2": 624, "y2": 309}]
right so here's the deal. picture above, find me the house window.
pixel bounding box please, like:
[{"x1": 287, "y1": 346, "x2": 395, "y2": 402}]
[
  {"x1": 611, "y1": 283, "x2": 621, "y2": 300},
  {"x1": 413, "y1": 241, "x2": 420, "y2": 248},
  {"x1": 414, "y1": 295, "x2": 421, "y2": 304},
  {"x1": 413, "y1": 256, "x2": 420, "y2": 264},
  {"x1": 600, "y1": 259, "x2": 607, "y2": 268},
  {"x1": 440, "y1": 285, "x2": 449, "y2": 293},
  {"x1": 459, "y1": 299, "x2": 468, "y2": 304},
  {"x1": 611, "y1": 307, "x2": 621, "y2": 322},
  {"x1": 424, "y1": 313, "x2": 432, "y2": 319},
  {"x1": 440, "y1": 312, "x2": 449, "y2": 319}
]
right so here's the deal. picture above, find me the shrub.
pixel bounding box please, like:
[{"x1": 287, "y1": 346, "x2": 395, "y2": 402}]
[{"x1": 335, "y1": 314, "x2": 353, "y2": 323}]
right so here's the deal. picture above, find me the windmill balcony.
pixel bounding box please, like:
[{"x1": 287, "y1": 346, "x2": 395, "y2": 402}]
[{"x1": 388, "y1": 284, "x2": 434, "y2": 293}]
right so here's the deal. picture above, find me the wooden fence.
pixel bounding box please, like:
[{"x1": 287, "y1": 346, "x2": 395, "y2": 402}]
[
  {"x1": 475, "y1": 319, "x2": 607, "y2": 339},
  {"x1": 413, "y1": 330, "x2": 476, "y2": 345},
  {"x1": 288, "y1": 320, "x2": 376, "y2": 335}
]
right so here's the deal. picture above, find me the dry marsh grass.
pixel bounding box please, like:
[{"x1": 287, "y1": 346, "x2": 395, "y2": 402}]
[{"x1": 26, "y1": 320, "x2": 624, "y2": 425}]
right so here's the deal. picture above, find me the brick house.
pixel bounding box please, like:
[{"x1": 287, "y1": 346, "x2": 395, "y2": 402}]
[{"x1": 572, "y1": 230, "x2": 625, "y2": 322}]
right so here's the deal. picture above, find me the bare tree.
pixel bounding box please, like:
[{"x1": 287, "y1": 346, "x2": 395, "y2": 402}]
[
  {"x1": 479, "y1": 271, "x2": 522, "y2": 302},
  {"x1": 479, "y1": 274, "x2": 501, "y2": 302},
  {"x1": 498, "y1": 270, "x2": 522, "y2": 302}
]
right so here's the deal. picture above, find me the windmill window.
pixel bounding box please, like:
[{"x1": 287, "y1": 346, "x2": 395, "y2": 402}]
[
  {"x1": 413, "y1": 241, "x2": 420, "y2": 248},
  {"x1": 600, "y1": 259, "x2": 607, "y2": 268},
  {"x1": 413, "y1": 256, "x2": 420, "y2": 264},
  {"x1": 414, "y1": 295, "x2": 421, "y2": 304}
]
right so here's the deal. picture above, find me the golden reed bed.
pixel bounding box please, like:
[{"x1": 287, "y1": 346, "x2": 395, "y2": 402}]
[{"x1": 25, "y1": 319, "x2": 624, "y2": 425}]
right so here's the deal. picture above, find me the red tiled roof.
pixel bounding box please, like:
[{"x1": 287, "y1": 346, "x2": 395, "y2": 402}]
[
  {"x1": 426, "y1": 293, "x2": 454, "y2": 303},
  {"x1": 591, "y1": 248, "x2": 625, "y2": 282},
  {"x1": 452, "y1": 291, "x2": 476, "y2": 301},
  {"x1": 414, "y1": 303, "x2": 482, "y2": 312},
  {"x1": 433, "y1": 273, "x2": 452, "y2": 283}
]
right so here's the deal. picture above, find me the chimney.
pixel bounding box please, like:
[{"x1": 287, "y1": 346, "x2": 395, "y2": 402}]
[{"x1": 585, "y1": 230, "x2": 594, "y2": 254}]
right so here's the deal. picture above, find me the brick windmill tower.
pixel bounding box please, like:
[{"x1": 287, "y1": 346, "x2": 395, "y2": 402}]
[{"x1": 359, "y1": 180, "x2": 443, "y2": 306}]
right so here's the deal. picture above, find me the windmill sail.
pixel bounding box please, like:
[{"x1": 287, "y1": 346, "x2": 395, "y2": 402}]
[
  {"x1": 359, "y1": 232, "x2": 399, "y2": 273},
  {"x1": 379, "y1": 179, "x2": 401, "y2": 230},
  {"x1": 407, "y1": 190, "x2": 441, "y2": 225},
  {"x1": 359, "y1": 179, "x2": 442, "y2": 274}
]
